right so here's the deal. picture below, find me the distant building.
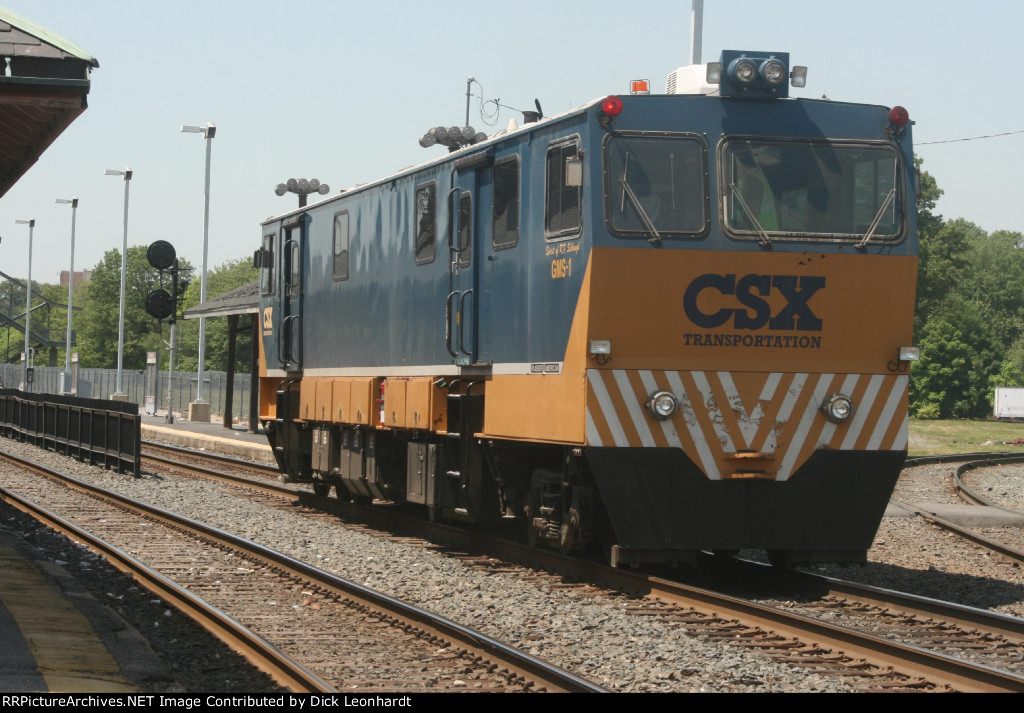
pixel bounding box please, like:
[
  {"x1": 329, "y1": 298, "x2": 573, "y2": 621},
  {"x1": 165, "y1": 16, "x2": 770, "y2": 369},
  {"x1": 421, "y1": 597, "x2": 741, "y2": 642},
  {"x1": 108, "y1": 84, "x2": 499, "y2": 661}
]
[{"x1": 59, "y1": 269, "x2": 92, "y2": 287}]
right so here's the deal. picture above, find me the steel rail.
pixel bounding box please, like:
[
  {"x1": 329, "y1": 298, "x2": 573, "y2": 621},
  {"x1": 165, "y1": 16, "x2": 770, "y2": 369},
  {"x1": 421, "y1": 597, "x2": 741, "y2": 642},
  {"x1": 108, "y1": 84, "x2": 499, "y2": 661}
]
[
  {"x1": 142, "y1": 445, "x2": 1024, "y2": 691},
  {"x1": 341, "y1": 507, "x2": 1024, "y2": 692},
  {"x1": 952, "y1": 455, "x2": 1024, "y2": 511},
  {"x1": 142, "y1": 448, "x2": 294, "y2": 498},
  {"x1": 798, "y1": 566, "x2": 1024, "y2": 646},
  {"x1": 142, "y1": 440, "x2": 279, "y2": 476},
  {"x1": 0, "y1": 478, "x2": 333, "y2": 692},
  {"x1": 1, "y1": 449, "x2": 606, "y2": 694},
  {"x1": 898, "y1": 454, "x2": 1024, "y2": 565},
  {"x1": 889, "y1": 500, "x2": 1024, "y2": 566}
]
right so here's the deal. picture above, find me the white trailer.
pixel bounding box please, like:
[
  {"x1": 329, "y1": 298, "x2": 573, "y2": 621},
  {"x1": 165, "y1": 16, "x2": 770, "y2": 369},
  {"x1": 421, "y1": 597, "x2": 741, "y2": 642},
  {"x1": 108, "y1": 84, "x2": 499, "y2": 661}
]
[{"x1": 994, "y1": 387, "x2": 1024, "y2": 419}]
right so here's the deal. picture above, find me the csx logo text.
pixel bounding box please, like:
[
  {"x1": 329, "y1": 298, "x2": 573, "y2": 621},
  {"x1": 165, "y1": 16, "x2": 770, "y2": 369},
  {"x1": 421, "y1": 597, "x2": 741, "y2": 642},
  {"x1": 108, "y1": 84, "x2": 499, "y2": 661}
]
[{"x1": 683, "y1": 273, "x2": 825, "y2": 331}]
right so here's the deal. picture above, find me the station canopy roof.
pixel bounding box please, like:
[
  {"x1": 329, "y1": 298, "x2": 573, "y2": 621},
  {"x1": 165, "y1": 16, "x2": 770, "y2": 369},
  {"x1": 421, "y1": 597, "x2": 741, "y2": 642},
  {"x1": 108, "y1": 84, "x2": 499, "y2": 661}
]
[
  {"x1": 0, "y1": 6, "x2": 97, "y2": 198},
  {"x1": 183, "y1": 281, "x2": 260, "y2": 320}
]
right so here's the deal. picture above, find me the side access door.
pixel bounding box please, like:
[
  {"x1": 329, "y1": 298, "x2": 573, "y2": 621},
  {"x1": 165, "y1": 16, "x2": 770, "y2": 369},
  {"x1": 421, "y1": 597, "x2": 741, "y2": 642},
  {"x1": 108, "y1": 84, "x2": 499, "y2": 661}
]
[
  {"x1": 446, "y1": 151, "x2": 492, "y2": 367},
  {"x1": 279, "y1": 214, "x2": 306, "y2": 371}
]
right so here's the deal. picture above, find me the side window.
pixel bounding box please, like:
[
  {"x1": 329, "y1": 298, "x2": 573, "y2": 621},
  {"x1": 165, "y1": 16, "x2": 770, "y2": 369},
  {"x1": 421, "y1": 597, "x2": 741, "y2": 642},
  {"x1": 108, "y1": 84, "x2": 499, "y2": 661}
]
[
  {"x1": 492, "y1": 156, "x2": 519, "y2": 250},
  {"x1": 333, "y1": 211, "x2": 349, "y2": 281},
  {"x1": 545, "y1": 138, "x2": 582, "y2": 238},
  {"x1": 458, "y1": 192, "x2": 472, "y2": 268},
  {"x1": 260, "y1": 233, "x2": 275, "y2": 296},
  {"x1": 415, "y1": 181, "x2": 436, "y2": 265}
]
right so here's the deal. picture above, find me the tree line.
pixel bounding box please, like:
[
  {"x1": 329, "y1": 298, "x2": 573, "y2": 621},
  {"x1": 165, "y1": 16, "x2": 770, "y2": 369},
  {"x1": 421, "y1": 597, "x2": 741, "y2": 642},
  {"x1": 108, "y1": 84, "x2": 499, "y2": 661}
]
[
  {"x1": 3, "y1": 250, "x2": 257, "y2": 376},
  {"x1": 912, "y1": 157, "x2": 1024, "y2": 418}
]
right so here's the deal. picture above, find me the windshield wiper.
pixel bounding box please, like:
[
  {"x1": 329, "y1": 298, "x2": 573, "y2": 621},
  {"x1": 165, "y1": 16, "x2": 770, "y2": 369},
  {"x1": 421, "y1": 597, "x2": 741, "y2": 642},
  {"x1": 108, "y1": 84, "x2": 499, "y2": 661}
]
[
  {"x1": 855, "y1": 188, "x2": 896, "y2": 249},
  {"x1": 618, "y1": 152, "x2": 662, "y2": 244},
  {"x1": 620, "y1": 175, "x2": 662, "y2": 244},
  {"x1": 729, "y1": 182, "x2": 772, "y2": 247}
]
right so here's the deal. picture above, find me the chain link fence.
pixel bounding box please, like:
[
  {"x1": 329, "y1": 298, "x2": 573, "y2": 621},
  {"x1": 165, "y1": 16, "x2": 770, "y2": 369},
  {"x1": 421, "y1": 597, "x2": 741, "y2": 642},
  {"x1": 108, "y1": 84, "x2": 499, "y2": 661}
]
[{"x1": 0, "y1": 362, "x2": 255, "y2": 425}]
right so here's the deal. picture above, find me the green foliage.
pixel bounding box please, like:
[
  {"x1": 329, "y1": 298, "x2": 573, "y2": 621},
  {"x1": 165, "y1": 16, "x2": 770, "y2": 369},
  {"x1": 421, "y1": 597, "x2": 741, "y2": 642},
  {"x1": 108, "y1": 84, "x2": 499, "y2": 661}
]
[
  {"x1": 173, "y1": 257, "x2": 258, "y2": 372},
  {"x1": 959, "y1": 228, "x2": 1024, "y2": 349},
  {"x1": 910, "y1": 301, "x2": 1001, "y2": 418},
  {"x1": 914, "y1": 155, "x2": 943, "y2": 240},
  {"x1": 908, "y1": 157, "x2": 1024, "y2": 418},
  {"x1": 4, "y1": 250, "x2": 257, "y2": 375},
  {"x1": 76, "y1": 247, "x2": 194, "y2": 369},
  {"x1": 914, "y1": 217, "x2": 982, "y2": 332}
]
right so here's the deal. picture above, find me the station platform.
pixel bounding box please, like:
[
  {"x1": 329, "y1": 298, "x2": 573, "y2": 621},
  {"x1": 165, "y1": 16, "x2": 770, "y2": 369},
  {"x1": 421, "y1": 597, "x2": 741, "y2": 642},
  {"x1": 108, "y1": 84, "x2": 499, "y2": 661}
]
[
  {"x1": 140, "y1": 414, "x2": 275, "y2": 465},
  {"x1": 0, "y1": 517, "x2": 172, "y2": 692}
]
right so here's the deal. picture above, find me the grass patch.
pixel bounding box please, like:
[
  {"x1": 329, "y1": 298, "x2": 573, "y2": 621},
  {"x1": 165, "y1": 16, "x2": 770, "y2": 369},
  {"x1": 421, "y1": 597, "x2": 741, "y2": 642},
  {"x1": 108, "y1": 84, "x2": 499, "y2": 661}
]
[{"x1": 908, "y1": 419, "x2": 1024, "y2": 457}]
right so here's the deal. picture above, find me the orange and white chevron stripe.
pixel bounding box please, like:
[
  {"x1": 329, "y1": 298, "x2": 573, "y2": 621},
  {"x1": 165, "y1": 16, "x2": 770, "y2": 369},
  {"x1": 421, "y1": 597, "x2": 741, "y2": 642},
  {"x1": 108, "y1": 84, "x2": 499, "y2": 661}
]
[{"x1": 585, "y1": 369, "x2": 908, "y2": 481}]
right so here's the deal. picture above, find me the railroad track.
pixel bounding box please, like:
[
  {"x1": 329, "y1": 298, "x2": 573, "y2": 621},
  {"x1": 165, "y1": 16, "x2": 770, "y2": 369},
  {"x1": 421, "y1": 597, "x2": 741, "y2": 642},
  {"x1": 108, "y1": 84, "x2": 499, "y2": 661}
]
[
  {"x1": 0, "y1": 449, "x2": 605, "y2": 693},
  {"x1": 893, "y1": 454, "x2": 1024, "y2": 566},
  {"x1": 131, "y1": 444, "x2": 1024, "y2": 691}
]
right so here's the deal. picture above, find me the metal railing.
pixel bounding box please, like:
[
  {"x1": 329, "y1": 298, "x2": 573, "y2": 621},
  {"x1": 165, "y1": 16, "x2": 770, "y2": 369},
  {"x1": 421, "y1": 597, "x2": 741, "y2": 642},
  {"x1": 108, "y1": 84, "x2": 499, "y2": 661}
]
[
  {"x1": 0, "y1": 388, "x2": 140, "y2": 475},
  {"x1": 0, "y1": 363, "x2": 253, "y2": 424}
]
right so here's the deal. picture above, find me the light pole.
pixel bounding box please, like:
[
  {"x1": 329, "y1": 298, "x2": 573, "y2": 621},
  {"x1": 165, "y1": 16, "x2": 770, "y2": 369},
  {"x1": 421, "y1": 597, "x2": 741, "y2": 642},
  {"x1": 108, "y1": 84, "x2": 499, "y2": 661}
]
[
  {"x1": 181, "y1": 122, "x2": 215, "y2": 420},
  {"x1": 14, "y1": 219, "x2": 33, "y2": 392},
  {"x1": 104, "y1": 168, "x2": 132, "y2": 399},
  {"x1": 55, "y1": 197, "x2": 78, "y2": 394}
]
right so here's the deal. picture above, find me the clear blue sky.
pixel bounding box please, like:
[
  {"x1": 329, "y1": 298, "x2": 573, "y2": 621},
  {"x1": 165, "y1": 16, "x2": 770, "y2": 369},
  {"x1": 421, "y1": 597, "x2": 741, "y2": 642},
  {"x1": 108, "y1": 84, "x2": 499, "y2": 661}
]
[{"x1": 1, "y1": 0, "x2": 1020, "y2": 285}]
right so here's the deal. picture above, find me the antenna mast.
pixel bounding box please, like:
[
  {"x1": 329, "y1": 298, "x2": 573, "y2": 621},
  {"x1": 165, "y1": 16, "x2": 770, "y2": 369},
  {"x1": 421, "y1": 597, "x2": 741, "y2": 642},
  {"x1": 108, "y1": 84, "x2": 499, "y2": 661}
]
[{"x1": 690, "y1": 0, "x2": 704, "y2": 65}]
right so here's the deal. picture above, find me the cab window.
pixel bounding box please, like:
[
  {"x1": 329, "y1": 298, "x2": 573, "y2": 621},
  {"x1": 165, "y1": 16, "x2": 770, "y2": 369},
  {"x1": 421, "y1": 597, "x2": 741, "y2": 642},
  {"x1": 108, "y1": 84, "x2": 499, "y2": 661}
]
[
  {"x1": 545, "y1": 138, "x2": 581, "y2": 239},
  {"x1": 492, "y1": 155, "x2": 519, "y2": 250}
]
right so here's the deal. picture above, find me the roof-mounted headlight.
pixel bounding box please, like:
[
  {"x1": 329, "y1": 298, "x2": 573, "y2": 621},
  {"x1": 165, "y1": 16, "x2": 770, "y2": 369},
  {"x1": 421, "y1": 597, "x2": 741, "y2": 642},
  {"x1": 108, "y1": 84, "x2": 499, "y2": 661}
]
[
  {"x1": 729, "y1": 58, "x2": 757, "y2": 85},
  {"x1": 646, "y1": 391, "x2": 678, "y2": 420},
  {"x1": 760, "y1": 59, "x2": 787, "y2": 85},
  {"x1": 717, "y1": 50, "x2": 797, "y2": 98},
  {"x1": 821, "y1": 393, "x2": 856, "y2": 424}
]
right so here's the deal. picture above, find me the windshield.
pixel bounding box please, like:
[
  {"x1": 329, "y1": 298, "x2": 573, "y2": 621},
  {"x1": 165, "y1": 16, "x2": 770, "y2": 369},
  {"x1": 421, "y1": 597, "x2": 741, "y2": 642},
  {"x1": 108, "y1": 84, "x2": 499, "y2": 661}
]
[
  {"x1": 723, "y1": 140, "x2": 902, "y2": 242},
  {"x1": 605, "y1": 134, "x2": 707, "y2": 238}
]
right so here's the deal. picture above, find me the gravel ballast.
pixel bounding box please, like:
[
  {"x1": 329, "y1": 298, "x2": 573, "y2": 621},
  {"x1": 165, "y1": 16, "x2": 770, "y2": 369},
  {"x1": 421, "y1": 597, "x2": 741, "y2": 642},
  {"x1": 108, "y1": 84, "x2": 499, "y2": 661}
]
[{"x1": 2, "y1": 440, "x2": 1023, "y2": 692}]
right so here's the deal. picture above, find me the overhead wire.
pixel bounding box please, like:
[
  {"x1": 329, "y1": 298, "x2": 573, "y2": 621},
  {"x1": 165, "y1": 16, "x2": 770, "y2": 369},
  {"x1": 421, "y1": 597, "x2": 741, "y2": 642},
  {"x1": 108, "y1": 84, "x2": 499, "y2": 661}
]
[{"x1": 917, "y1": 129, "x2": 1024, "y2": 145}]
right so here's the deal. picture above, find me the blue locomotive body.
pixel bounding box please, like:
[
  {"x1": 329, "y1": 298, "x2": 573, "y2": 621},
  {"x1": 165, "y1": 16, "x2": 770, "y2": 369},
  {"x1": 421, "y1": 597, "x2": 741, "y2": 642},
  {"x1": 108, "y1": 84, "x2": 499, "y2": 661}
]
[{"x1": 257, "y1": 52, "x2": 918, "y2": 566}]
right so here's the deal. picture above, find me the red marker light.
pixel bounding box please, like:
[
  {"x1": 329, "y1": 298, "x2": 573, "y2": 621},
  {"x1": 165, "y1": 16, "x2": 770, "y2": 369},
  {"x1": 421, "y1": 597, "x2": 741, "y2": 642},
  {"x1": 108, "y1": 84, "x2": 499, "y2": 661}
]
[
  {"x1": 889, "y1": 106, "x2": 909, "y2": 127},
  {"x1": 601, "y1": 95, "x2": 624, "y2": 117}
]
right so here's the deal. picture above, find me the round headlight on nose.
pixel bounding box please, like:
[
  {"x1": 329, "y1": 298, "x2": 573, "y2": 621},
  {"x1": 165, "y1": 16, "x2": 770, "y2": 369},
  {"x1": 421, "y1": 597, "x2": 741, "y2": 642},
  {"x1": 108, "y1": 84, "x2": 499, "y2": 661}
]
[
  {"x1": 821, "y1": 393, "x2": 856, "y2": 424},
  {"x1": 646, "y1": 391, "x2": 678, "y2": 420}
]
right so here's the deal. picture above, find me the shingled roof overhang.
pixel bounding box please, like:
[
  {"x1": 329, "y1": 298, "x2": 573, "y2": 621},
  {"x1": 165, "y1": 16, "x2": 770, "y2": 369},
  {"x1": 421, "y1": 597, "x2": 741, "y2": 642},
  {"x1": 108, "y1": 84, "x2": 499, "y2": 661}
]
[
  {"x1": 0, "y1": 7, "x2": 98, "y2": 198},
  {"x1": 183, "y1": 281, "x2": 260, "y2": 320}
]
